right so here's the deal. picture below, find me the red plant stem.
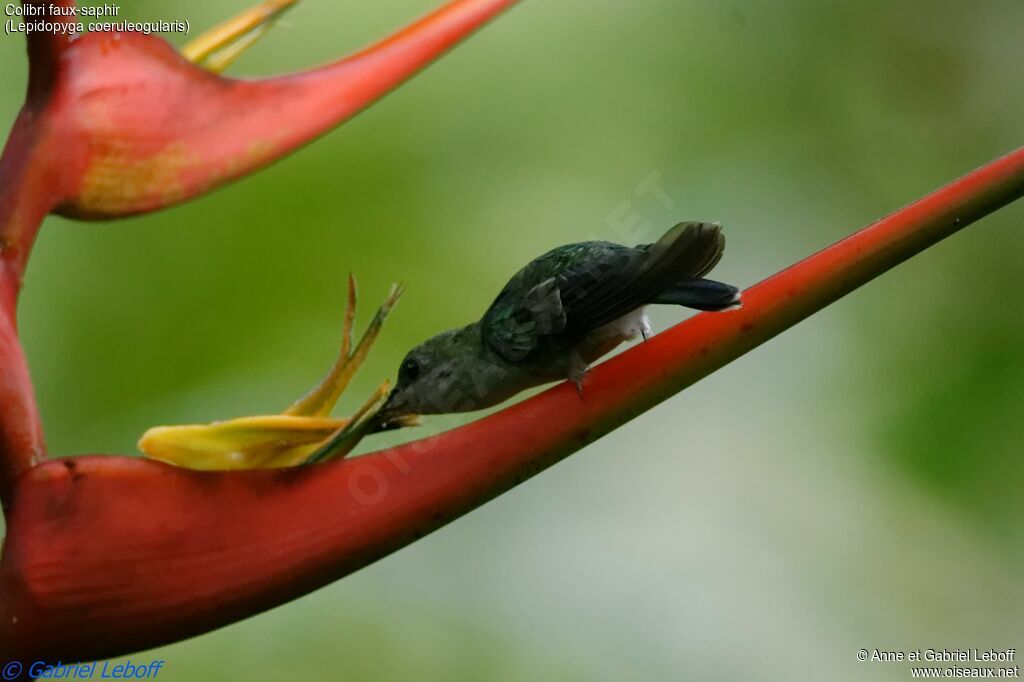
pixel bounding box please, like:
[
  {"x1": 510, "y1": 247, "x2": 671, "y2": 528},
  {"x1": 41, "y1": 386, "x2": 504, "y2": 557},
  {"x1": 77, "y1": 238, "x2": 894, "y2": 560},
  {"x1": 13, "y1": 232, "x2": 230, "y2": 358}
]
[
  {"x1": 0, "y1": 108, "x2": 69, "y2": 291},
  {"x1": 0, "y1": 104, "x2": 61, "y2": 501},
  {"x1": 0, "y1": 0, "x2": 80, "y2": 494},
  {"x1": 0, "y1": 146, "x2": 1021, "y2": 661},
  {"x1": 0, "y1": 279, "x2": 44, "y2": 510},
  {"x1": 1, "y1": 1, "x2": 76, "y2": 286},
  {"x1": 22, "y1": 0, "x2": 77, "y2": 97}
]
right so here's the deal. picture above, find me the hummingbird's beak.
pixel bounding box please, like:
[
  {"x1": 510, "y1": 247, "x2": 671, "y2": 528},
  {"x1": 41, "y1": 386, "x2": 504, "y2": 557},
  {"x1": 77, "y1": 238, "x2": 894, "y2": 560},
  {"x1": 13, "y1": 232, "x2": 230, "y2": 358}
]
[
  {"x1": 369, "y1": 389, "x2": 419, "y2": 433},
  {"x1": 376, "y1": 388, "x2": 400, "y2": 419}
]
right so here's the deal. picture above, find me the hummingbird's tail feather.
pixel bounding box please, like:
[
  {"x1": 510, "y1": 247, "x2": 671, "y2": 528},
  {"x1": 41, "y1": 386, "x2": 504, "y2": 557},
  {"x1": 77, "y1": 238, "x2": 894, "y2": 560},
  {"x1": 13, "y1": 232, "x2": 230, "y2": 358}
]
[
  {"x1": 592, "y1": 221, "x2": 727, "y2": 320},
  {"x1": 652, "y1": 278, "x2": 742, "y2": 311},
  {"x1": 649, "y1": 221, "x2": 726, "y2": 280},
  {"x1": 645, "y1": 222, "x2": 739, "y2": 311}
]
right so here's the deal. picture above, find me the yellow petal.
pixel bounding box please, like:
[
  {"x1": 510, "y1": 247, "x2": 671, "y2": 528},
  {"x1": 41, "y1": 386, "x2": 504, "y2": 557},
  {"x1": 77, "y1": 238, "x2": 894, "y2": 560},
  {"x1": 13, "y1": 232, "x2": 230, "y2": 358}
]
[
  {"x1": 139, "y1": 414, "x2": 345, "y2": 471},
  {"x1": 182, "y1": 0, "x2": 300, "y2": 73},
  {"x1": 286, "y1": 274, "x2": 357, "y2": 418},
  {"x1": 305, "y1": 381, "x2": 391, "y2": 464},
  {"x1": 286, "y1": 280, "x2": 403, "y2": 418}
]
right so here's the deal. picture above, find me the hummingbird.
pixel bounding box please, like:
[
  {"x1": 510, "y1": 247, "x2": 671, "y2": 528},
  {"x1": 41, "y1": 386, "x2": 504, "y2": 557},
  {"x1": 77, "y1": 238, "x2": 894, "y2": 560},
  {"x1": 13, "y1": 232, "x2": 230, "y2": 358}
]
[{"x1": 377, "y1": 221, "x2": 740, "y2": 422}]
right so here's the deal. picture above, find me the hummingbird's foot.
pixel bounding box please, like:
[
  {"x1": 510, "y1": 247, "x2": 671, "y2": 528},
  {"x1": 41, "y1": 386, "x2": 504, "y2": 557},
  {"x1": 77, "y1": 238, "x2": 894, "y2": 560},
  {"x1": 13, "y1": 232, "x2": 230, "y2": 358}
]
[
  {"x1": 640, "y1": 313, "x2": 652, "y2": 341},
  {"x1": 567, "y1": 351, "x2": 589, "y2": 398}
]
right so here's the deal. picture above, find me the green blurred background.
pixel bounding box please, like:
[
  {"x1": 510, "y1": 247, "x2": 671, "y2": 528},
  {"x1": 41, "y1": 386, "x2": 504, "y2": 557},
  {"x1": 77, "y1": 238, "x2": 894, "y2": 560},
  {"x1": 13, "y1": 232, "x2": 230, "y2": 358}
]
[{"x1": 2, "y1": 0, "x2": 1023, "y2": 679}]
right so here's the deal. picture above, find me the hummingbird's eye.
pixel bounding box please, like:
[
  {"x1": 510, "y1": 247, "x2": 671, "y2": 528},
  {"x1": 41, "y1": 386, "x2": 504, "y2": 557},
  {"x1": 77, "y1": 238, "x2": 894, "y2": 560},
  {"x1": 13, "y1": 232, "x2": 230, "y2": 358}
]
[{"x1": 400, "y1": 358, "x2": 420, "y2": 382}]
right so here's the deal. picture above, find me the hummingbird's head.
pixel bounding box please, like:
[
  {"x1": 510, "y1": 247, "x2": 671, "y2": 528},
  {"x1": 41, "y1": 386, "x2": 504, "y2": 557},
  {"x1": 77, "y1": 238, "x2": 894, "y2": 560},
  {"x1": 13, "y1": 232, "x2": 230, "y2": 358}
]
[{"x1": 377, "y1": 324, "x2": 488, "y2": 422}]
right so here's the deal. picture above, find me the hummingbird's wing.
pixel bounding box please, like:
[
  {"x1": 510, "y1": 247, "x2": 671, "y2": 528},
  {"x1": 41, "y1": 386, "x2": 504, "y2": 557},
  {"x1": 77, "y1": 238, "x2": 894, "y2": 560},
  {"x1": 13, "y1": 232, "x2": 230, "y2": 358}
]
[
  {"x1": 482, "y1": 222, "x2": 726, "y2": 362},
  {"x1": 559, "y1": 221, "x2": 726, "y2": 332},
  {"x1": 481, "y1": 275, "x2": 569, "y2": 361}
]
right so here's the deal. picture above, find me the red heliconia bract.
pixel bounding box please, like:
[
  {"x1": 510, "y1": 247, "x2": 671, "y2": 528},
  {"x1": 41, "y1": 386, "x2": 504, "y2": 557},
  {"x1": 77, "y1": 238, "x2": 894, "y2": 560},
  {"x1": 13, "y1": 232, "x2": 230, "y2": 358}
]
[{"x1": 1, "y1": 0, "x2": 1023, "y2": 665}]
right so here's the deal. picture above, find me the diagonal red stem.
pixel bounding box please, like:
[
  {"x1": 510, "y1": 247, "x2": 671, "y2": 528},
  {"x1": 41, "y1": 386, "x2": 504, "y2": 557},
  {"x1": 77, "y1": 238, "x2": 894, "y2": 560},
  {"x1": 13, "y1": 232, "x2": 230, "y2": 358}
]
[{"x1": 1, "y1": 146, "x2": 1020, "y2": 661}]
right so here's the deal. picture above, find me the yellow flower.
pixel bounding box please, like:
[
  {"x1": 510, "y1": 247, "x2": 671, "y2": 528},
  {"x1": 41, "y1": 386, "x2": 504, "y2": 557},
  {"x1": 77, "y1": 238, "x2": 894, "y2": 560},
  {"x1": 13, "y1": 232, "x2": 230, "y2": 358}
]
[{"x1": 138, "y1": 277, "x2": 414, "y2": 469}]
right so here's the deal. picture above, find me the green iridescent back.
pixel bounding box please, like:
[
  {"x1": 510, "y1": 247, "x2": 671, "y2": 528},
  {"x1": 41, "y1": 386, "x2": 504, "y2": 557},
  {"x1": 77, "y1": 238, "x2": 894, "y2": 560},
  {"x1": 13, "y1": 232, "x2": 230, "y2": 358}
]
[{"x1": 481, "y1": 241, "x2": 642, "y2": 360}]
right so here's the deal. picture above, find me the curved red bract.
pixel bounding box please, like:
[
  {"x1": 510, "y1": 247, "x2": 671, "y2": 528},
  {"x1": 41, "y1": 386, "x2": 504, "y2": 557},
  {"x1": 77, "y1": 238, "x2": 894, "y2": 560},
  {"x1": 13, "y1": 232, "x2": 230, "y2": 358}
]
[
  {"x1": 53, "y1": 0, "x2": 520, "y2": 219},
  {"x1": 1, "y1": 0, "x2": 1022, "y2": 664}
]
